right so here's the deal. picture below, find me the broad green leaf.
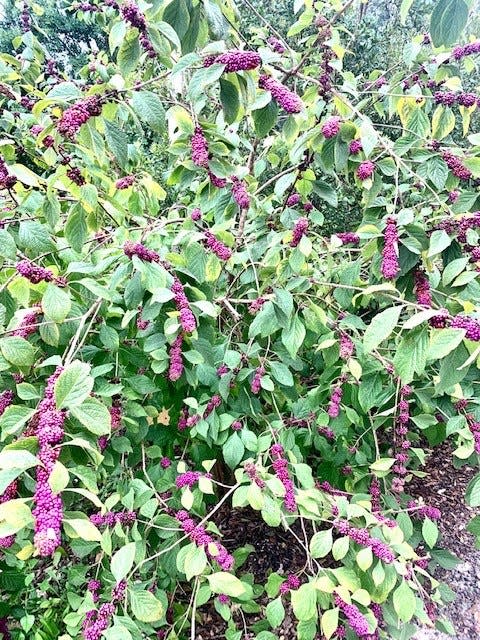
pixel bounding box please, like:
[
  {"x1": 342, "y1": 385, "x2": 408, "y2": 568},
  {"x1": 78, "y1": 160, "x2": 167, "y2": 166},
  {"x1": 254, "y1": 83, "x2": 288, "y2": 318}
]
[
  {"x1": 422, "y1": 518, "x2": 438, "y2": 548},
  {"x1": 208, "y1": 572, "x2": 246, "y2": 597},
  {"x1": 104, "y1": 121, "x2": 129, "y2": 168},
  {"x1": 310, "y1": 529, "x2": 333, "y2": 558},
  {"x1": 65, "y1": 205, "x2": 87, "y2": 253},
  {"x1": 266, "y1": 597, "x2": 285, "y2": 628},
  {"x1": 54, "y1": 361, "x2": 94, "y2": 409},
  {"x1": 427, "y1": 230, "x2": 451, "y2": 257},
  {"x1": 219, "y1": 78, "x2": 240, "y2": 124},
  {"x1": 400, "y1": 0, "x2": 415, "y2": 23},
  {"x1": 0, "y1": 406, "x2": 36, "y2": 439},
  {"x1": 363, "y1": 307, "x2": 402, "y2": 353},
  {"x1": 42, "y1": 284, "x2": 71, "y2": 323},
  {"x1": 253, "y1": 101, "x2": 279, "y2": 138},
  {"x1": 111, "y1": 542, "x2": 136, "y2": 581},
  {"x1": 70, "y1": 398, "x2": 111, "y2": 436},
  {"x1": 130, "y1": 589, "x2": 164, "y2": 622},
  {"x1": 321, "y1": 608, "x2": 339, "y2": 640},
  {"x1": 118, "y1": 30, "x2": 140, "y2": 75},
  {"x1": 427, "y1": 329, "x2": 465, "y2": 360},
  {"x1": 131, "y1": 91, "x2": 166, "y2": 133},
  {"x1": 291, "y1": 583, "x2": 317, "y2": 621},
  {"x1": 393, "y1": 581, "x2": 416, "y2": 622},
  {"x1": 223, "y1": 432, "x2": 245, "y2": 469},
  {"x1": 63, "y1": 517, "x2": 102, "y2": 542},
  {"x1": 282, "y1": 315, "x2": 306, "y2": 358},
  {"x1": 430, "y1": 0, "x2": 469, "y2": 47},
  {"x1": 0, "y1": 337, "x2": 35, "y2": 367},
  {"x1": 466, "y1": 474, "x2": 480, "y2": 507}
]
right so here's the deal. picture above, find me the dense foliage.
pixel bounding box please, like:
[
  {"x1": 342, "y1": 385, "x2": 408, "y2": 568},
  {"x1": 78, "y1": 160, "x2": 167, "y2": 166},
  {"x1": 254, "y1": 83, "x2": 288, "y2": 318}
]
[{"x1": 1, "y1": 0, "x2": 480, "y2": 639}]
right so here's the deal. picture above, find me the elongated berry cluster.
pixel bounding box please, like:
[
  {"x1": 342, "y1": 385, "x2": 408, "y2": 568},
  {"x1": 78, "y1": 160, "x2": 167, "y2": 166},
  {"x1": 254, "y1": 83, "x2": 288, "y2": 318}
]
[
  {"x1": 442, "y1": 150, "x2": 472, "y2": 181},
  {"x1": 0, "y1": 617, "x2": 10, "y2": 640},
  {"x1": 191, "y1": 207, "x2": 202, "y2": 221},
  {"x1": 349, "y1": 139, "x2": 363, "y2": 154},
  {"x1": 450, "y1": 315, "x2": 480, "y2": 341},
  {"x1": 203, "y1": 394, "x2": 221, "y2": 418},
  {"x1": 33, "y1": 367, "x2": 65, "y2": 556},
  {"x1": 204, "y1": 231, "x2": 232, "y2": 260},
  {"x1": 191, "y1": 127, "x2": 209, "y2": 167},
  {"x1": 413, "y1": 269, "x2": 432, "y2": 307},
  {"x1": 334, "y1": 595, "x2": 370, "y2": 637},
  {"x1": 83, "y1": 602, "x2": 116, "y2": 640},
  {"x1": 98, "y1": 401, "x2": 122, "y2": 452},
  {"x1": 392, "y1": 385, "x2": 412, "y2": 494},
  {"x1": 279, "y1": 574, "x2": 300, "y2": 594},
  {"x1": 317, "y1": 19, "x2": 335, "y2": 99},
  {"x1": 0, "y1": 390, "x2": 14, "y2": 416},
  {"x1": 258, "y1": 75, "x2": 303, "y2": 113},
  {"x1": 0, "y1": 157, "x2": 17, "y2": 190},
  {"x1": 356, "y1": 160, "x2": 375, "y2": 181},
  {"x1": 335, "y1": 232, "x2": 360, "y2": 245},
  {"x1": 381, "y1": 217, "x2": 400, "y2": 280},
  {"x1": 407, "y1": 500, "x2": 441, "y2": 520},
  {"x1": 322, "y1": 116, "x2": 341, "y2": 138},
  {"x1": 267, "y1": 36, "x2": 286, "y2": 54},
  {"x1": 16, "y1": 259, "x2": 54, "y2": 284},
  {"x1": 168, "y1": 334, "x2": 184, "y2": 381},
  {"x1": 204, "y1": 50, "x2": 261, "y2": 72},
  {"x1": 121, "y1": 1, "x2": 155, "y2": 56},
  {"x1": 251, "y1": 366, "x2": 265, "y2": 394},
  {"x1": 0, "y1": 480, "x2": 18, "y2": 548},
  {"x1": 334, "y1": 520, "x2": 395, "y2": 563},
  {"x1": 328, "y1": 379, "x2": 344, "y2": 418},
  {"x1": 115, "y1": 175, "x2": 135, "y2": 189},
  {"x1": 209, "y1": 171, "x2": 227, "y2": 188},
  {"x1": 290, "y1": 217, "x2": 308, "y2": 248},
  {"x1": 434, "y1": 91, "x2": 479, "y2": 107},
  {"x1": 286, "y1": 192, "x2": 301, "y2": 206},
  {"x1": 436, "y1": 211, "x2": 480, "y2": 243},
  {"x1": 245, "y1": 462, "x2": 265, "y2": 488},
  {"x1": 176, "y1": 471, "x2": 202, "y2": 488},
  {"x1": 177, "y1": 407, "x2": 189, "y2": 431},
  {"x1": 170, "y1": 276, "x2": 197, "y2": 333},
  {"x1": 466, "y1": 414, "x2": 480, "y2": 453},
  {"x1": 66, "y1": 167, "x2": 85, "y2": 186},
  {"x1": 89, "y1": 510, "x2": 136, "y2": 527},
  {"x1": 88, "y1": 579, "x2": 101, "y2": 603},
  {"x1": 339, "y1": 332, "x2": 355, "y2": 359},
  {"x1": 231, "y1": 176, "x2": 250, "y2": 209},
  {"x1": 57, "y1": 96, "x2": 102, "y2": 139},
  {"x1": 175, "y1": 510, "x2": 234, "y2": 570},
  {"x1": 452, "y1": 40, "x2": 480, "y2": 60},
  {"x1": 123, "y1": 240, "x2": 160, "y2": 263},
  {"x1": 270, "y1": 444, "x2": 296, "y2": 512},
  {"x1": 248, "y1": 297, "x2": 266, "y2": 314}
]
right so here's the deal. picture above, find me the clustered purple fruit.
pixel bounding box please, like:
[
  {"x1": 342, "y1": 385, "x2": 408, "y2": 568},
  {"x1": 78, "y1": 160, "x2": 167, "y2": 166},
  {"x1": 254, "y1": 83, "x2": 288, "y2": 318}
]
[
  {"x1": 334, "y1": 594, "x2": 371, "y2": 637},
  {"x1": 434, "y1": 91, "x2": 479, "y2": 107},
  {"x1": 334, "y1": 519, "x2": 395, "y2": 563},
  {"x1": 448, "y1": 189, "x2": 459, "y2": 203},
  {"x1": 450, "y1": 315, "x2": 480, "y2": 341},
  {"x1": 204, "y1": 50, "x2": 261, "y2": 72},
  {"x1": 270, "y1": 444, "x2": 296, "y2": 512},
  {"x1": 168, "y1": 333, "x2": 184, "y2": 381},
  {"x1": 248, "y1": 297, "x2": 266, "y2": 314},
  {"x1": 290, "y1": 217, "x2": 309, "y2": 248},
  {"x1": 315, "y1": 16, "x2": 335, "y2": 99},
  {"x1": 16, "y1": 259, "x2": 54, "y2": 284},
  {"x1": 258, "y1": 75, "x2": 303, "y2": 114},
  {"x1": 0, "y1": 157, "x2": 17, "y2": 190},
  {"x1": 267, "y1": 36, "x2": 286, "y2": 54},
  {"x1": 170, "y1": 276, "x2": 197, "y2": 333},
  {"x1": 0, "y1": 480, "x2": 18, "y2": 548},
  {"x1": 436, "y1": 211, "x2": 480, "y2": 244},
  {"x1": 57, "y1": 96, "x2": 102, "y2": 139},
  {"x1": 413, "y1": 269, "x2": 432, "y2": 307},
  {"x1": 335, "y1": 232, "x2": 360, "y2": 245},
  {"x1": 88, "y1": 579, "x2": 101, "y2": 603},
  {"x1": 245, "y1": 462, "x2": 265, "y2": 488},
  {"x1": 209, "y1": 171, "x2": 227, "y2": 188},
  {"x1": 356, "y1": 160, "x2": 375, "y2": 181},
  {"x1": 231, "y1": 176, "x2": 250, "y2": 209},
  {"x1": 465, "y1": 413, "x2": 480, "y2": 454},
  {"x1": 392, "y1": 385, "x2": 413, "y2": 494},
  {"x1": 66, "y1": 167, "x2": 85, "y2": 186},
  {"x1": 328, "y1": 376, "x2": 345, "y2": 418},
  {"x1": 83, "y1": 600, "x2": 117, "y2": 640},
  {"x1": 89, "y1": 510, "x2": 136, "y2": 527},
  {"x1": 204, "y1": 231, "x2": 232, "y2": 260},
  {"x1": 12, "y1": 309, "x2": 40, "y2": 338},
  {"x1": 407, "y1": 500, "x2": 441, "y2": 520},
  {"x1": 322, "y1": 116, "x2": 341, "y2": 138},
  {"x1": 123, "y1": 240, "x2": 159, "y2": 263},
  {"x1": 191, "y1": 126, "x2": 209, "y2": 167},
  {"x1": 20, "y1": 1, "x2": 30, "y2": 32},
  {"x1": 251, "y1": 366, "x2": 265, "y2": 394},
  {"x1": 349, "y1": 139, "x2": 363, "y2": 155},
  {"x1": 120, "y1": 1, "x2": 155, "y2": 56},
  {"x1": 381, "y1": 217, "x2": 400, "y2": 280},
  {"x1": 203, "y1": 394, "x2": 221, "y2": 418},
  {"x1": 33, "y1": 367, "x2": 65, "y2": 556},
  {"x1": 175, "y1": 510, "x2": 234, "y2": 570},
  {"x1": 176, "y1": 471, "x2": 202, "y2": 489},
  {"x1": 191, "y1": 207, "x2": 202, "y2": 221},
  {"x1": 286, "y1": 192, "x2": 301, "y2": 206},
  {"x1": 442, "y1": 150, "x2": 472, "y2": 181},
  {"x1": 452, "y1": 40, "x2": 480, "y2": 61},
  {"x1": 0, "y1": 389, "x2": 14, "y2": 416},
  {"x1": 115, "y1": 175, "x2": 135, "y2": 189},
  {"x1": 339, "y1": 332, "x2": 355, "y2": 360},
  {"x1": 279, "y1": 574, "x2": 300, "y2": 594}
]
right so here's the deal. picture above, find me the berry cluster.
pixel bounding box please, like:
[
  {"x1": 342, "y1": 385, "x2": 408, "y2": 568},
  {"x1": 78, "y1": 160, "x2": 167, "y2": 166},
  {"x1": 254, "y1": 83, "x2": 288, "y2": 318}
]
[
  {"x1": 321, "y1": 116, "x2": 341, "y2": 138},
  {"x1": 89, "y1": 510, "x2": 136, "y2": 527},
  {"x1": 175, "y1": 510, "x2": 234, "y2": 570},
  {"x1": 16, "y1": 259, "x2": 54, "y2": 284},
  {"x1": 12, "y1": 309, "x2": 40, "y2": 339},
  {"x1": 251, "y1": 366, "x2": 265, "y2": 394},
  {"x1": 0, "y1": 390, "x2": 14, "y2": 417},
  {"x1": 258, "y1": 75, "x2": 303, "y2": 113},
  {"x1": 315, "y1": 16, "x2": 335, "y2": 99},
  {"x1": 334, "y1": 520, "x2": 395, "y2": 563},
  {"x1": 286, "y1": 192, "x2": 301, "y2": 206},
  {"x1": 349, "y1": 139, "x2": 363, "y2": 155},
  {"x1": 248, "y1": 297, "x2": 266, "y2": 314},
  {"x1": 413, "y1": 269, "x2": 432, "y2": 307},
  {"x1": 245, "y1": 462, "x2": 265, "y2": 488},
  {"x1": 191, "y1": 126, "x2": 209, "y2": 167},
  {"x1": 334, "y1": 594, "x2": 371, "y2": 638},
  {"x1": 176, "y1": 471, "x2": 202, "y2": 488},
  {"x1": 0, "y1": 480, "x2": 18, "y2": 548},
  {"x1": 20, "y1": 1, "x2": 30, "y2": 32},
  {"x1": 204, "y1": 50, "x2": 261, "y2": 72},
  {"x1": 434, "y1": 91, "x2": 479, "y2": 108},
  {"x1": 267, "y1": 36, "x2": 286, "y2": 54},
  {"x1": 442, "y1": 150, "x2": 472, "y2": 181},
  {"x1": 334, "y1": 232, "x2": 360, "y2": 245},
  {"x1": 170, "y1": 276, "x2": 197, "y2": 333},
  {"x1": 208, "y1": 171, "x2": 227, "y2": 188},
  {"x1": 203, "y1": 394, "x2": 221, "y2": 418},
  {"x1": 407, "y1": 500, "x2": 441, "y2": 520},
  {"x1": 66, "y1": 167, "x2": 86, "y2": 186},
  {"x1": 121, "y1": 1, "x2": 155, "y2": 56},
  {"x1": 168, "y1": 333, "x2": 184, "y2": 381},
  {"x1": 356, "y1": 160, "x2": 375, "y2": 181},
  {"x1": 231, "y1": 176, "x2": 250, "y2": 209},
  {"x1": 0, "y1": 618, "x2": 10, "y2": 640},
  {"x1": 33, "y1": 367, "x2": 65, "y2": 557},
  {"x1": 328, "y1": 376, "x2": 345, "y2": 418},
  {"x1": 87, "y1": 579, "x2": 101, "y2": 603},
  {"x1": 339, "y1": 332, "x2": 355, "y2": 359},
  {"x1": 0, "y1": 157, "x2": 17, "y2": 190},
  {"x1": 204, "y1": 231, "x2": 232, "y2": 260},
  {"x1": 115, "y1": 175, "x2": 135, "y2": 189},
  {"x1": 270, "y1": 444, "x2": 296, "y2": 512},
  {"x1": 290, "y1": 217, "x2": 308, "y2": 248},
  {"x1": 279, "y1": 574, "x2": 300, "y2": 594},
  {"x1": 450, "y1": 315, "x2": 480, "y2": 341},
  {"x1": 82, "y1": 602, "x2": 116, "y2": 640},
  {"x1": 381, "y1": 217, "x2": 400, "y2": 280},
  {"x1": 191, "y1": 207, "x2": 202, "y2": 221},
  {"x1": 392, "y1": 385, "x2": 412, "y2": 494},
  {"x1": 123, "y1": 240, "x2": 160, "y2": 263},
  {"x1": 57, "y1": 96, "x2": 102, "y2": 139},
  {"x1": 452, "y1": 40, "x2": 480, "y2": 61}
]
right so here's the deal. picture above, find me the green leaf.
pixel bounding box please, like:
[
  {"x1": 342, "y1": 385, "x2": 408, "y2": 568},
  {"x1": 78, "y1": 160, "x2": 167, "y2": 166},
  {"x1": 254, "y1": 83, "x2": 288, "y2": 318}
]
[
  {"x1": 321, "y1": 608, "x2": 339, "y2": 640},
  {"x1": 70, "y1": 398, "x2": 111, "y2": 436},
  {"x1": 163, "y1": 0, "x2": 190, "y2": 40},
  {"x1": 393, "y1": 327, "x2": 428, "y2": 383},
  {"x1": 223, "y1": 433, "x2": 245, "y2": 469},
  {"x1": 406, "y1": 108, "x2": 430, "y2": 138},
  {"x1": 111, "y1": 542, "x2": 136, "y2": 582},
  {"x1": 104, "y1": 121, "x2": 129, "y2": 168},
  {"x1": 188, "y1": 64, "x2": 224, "y2": 102},
  {"x1": 269, "y1": 362, "x2": 294, "y2": 387},
  {"x1": 131, "y1": 91, "x2": 166, "y2": 133},
  {"x1": 422, "y1": 518, "x2": 439, "y2": 548},
  {"x1": 282, "y1": 315, "x2": 306, "y2": 358},
  {"x1": 442, "y1": 258, "x2": 469, "y2": 286},
  {"x1": 0, "y1": 406, "x2": 36, "y2": 439},
  {"x1": 118, "y1": 29, "x2": 140, "y2": 75},
  {"x1": 208, "y1": 572, "x2": 246, "y2": 597},
  {"x1": 0, "y1": 337, "x2": 35, "y2": 367},
  {"x1": 427, "y1": 329, "x2": 465, "y2": 360},
  {"x1": 130, "y1": 589, "x2": 164, "y2": 622},
  {"x1": 425, "y1": 156, "x2": 448, "y2": 190},
  {"x1": 430, "y1": 0, "x2": 469, "y2": 47},
  {"x1": 253, "y1": 101, "x2": 279, "y2": 138},
  {"x1": 54, "y1": 361, "x2": 94, "y2": 409},
  {"x1": 400, "y1": 0, "x2": 415, "y2": 23},
  {"x1": 427, "y1": 230, "x2": 451, "y2": 257},
  {"x1": 309, "y1": 529, "x2": 333, "y2": 558},
  {"x1": 356, "y1": 546, "x2": 373, "y2": 570},
  {"x1": 363, "y1": 306, "x2": 402, "y2": 353},
  {"x1": 42, "y1": 284, "x2": 71, "y2": 323},
  {"x1": 63, "y1": 517, "x2": 102, "y2": 542},
  {"x1": 103, "y1": 625, "x2": 132, "y2": 640},
  {"x1": 466, "y1": 474, "x2": 480, "y2": 507},
  {"x1": 266, "y1": 597, "x2": 285, "y2": 628},
  {"x1": 431, "y1": 106, "x2": 456, "y2": 140},
  {"x1": 48, "y1": 461, "x2": 69, "y2": 494},
  {"x1": 203, "y1": 0, "x2": 229, "y2": 38},
  {"x1": 291, "y1": 583, "x2": 317, "y2": 621},
  {"x1": 184, "y1": 544, "x2": 207, "y2": 580},
  {"x1": 393, "y1": 580, "x2": 416, "y2": 622},
  {"x1": 0, "y1": 229, "x2": 16, "y2": 259},
  {"x1": 220, "y1": 78, "x2": 240, "y2": 124},
  {"x1": 0, "y1": 499, "x2": 33, "y2": 535},
  {"x1": 65, "y1": 205, "x2": 87, "y2": 253}
]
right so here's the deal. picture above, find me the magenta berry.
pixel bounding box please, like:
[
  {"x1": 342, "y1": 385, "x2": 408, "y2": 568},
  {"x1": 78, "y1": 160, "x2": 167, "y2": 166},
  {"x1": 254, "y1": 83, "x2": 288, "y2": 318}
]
[
  {"x1": 258, "y1": 75, "x2": 303, "y2": 113},
  {"x1": 381, "y1": 217, "x2": 400, "y2": 280}
]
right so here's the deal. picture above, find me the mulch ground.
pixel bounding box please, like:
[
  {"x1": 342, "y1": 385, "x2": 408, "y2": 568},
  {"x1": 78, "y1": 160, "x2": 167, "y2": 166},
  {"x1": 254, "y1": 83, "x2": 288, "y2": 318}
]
[{"x1": 194, "y1": 441, "x2": 480, "y2": 639}]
